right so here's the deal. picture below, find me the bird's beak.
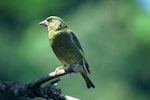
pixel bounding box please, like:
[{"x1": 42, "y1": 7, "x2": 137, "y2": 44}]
[{"x1": 39, "y1": 20, "x2": 48, "y2": 26}]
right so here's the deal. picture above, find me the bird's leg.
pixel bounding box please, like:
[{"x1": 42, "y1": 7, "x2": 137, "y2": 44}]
[{"x1": 54, "y1": 66, "x2": 64, "y2": 76}]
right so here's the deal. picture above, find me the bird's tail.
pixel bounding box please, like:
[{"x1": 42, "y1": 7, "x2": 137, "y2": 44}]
[{"x1": 79, "y1": 66, "x2": 95, "y2": 88}]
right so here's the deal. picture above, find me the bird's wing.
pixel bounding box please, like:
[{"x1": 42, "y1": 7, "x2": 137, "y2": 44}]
[{"x1": 67, "y1": 30, "x2": 90, "y2": 74}]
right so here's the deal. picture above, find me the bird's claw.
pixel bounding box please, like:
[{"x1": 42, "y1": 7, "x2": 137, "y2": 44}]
[{"x1": 54, "y1": 66, "x2": 64, "y2": 76}]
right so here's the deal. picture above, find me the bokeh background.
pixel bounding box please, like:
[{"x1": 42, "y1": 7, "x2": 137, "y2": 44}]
[{"x1": 0, "y1": 0, "x2": 150, "y2": 100}]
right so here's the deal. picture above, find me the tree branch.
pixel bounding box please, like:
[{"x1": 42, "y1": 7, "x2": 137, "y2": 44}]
[{"x1": 0, "y1": 66, "x2": 79, "y2": 100}]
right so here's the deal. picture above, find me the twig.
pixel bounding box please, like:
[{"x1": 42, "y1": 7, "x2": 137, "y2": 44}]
[
  {"x1": 29, "y1": 65, "x2": 77, "y2": 88},
  {"x1": 0, "y1": 66, "x2": 79, "y2": 100}
]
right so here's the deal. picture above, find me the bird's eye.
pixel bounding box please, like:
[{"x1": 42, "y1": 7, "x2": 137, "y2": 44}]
[{"x1": 47, "y1": 18, "x2": 52, "y2": 22}]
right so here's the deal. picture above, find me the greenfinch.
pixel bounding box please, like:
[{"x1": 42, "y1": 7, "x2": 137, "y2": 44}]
[{"x1": 39, "y1": 16, "x2": 95, "y2": 88}]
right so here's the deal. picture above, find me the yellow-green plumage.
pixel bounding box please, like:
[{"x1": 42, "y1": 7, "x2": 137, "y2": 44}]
[{"x1": 40, "y1": 16, "x2": 95, "y2": 88}]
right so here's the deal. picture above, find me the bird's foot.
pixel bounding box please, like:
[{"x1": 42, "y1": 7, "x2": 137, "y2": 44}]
[{"x1": 54, "y1": 66, "x2": 64, "y2": 76}]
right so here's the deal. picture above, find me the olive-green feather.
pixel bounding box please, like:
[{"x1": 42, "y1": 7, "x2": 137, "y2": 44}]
[{"x1": 40, "y1": 16, "x2": 95, "y2": 88}]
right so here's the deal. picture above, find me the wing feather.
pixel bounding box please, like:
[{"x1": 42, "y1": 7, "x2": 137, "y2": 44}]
[{"x1": 68, "y1": 30, "x2": 90, "y2": 74}]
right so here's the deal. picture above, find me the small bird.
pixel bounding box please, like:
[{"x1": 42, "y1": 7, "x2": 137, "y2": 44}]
[{"x1": 39, "y1": 16, "x2": 95, "y2": 88}]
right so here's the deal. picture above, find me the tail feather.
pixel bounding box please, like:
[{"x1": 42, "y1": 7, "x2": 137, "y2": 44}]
[
  {"x1": 82, "y1": 58, "x2": 90, "y2": 74},
  {"x1": 79, "y1": 67, "x2": 95, "y2": 88}
]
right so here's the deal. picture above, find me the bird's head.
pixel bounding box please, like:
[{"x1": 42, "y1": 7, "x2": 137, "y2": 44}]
[{"x1": 39, "y1": 16, "x2": 67, "y2": 31}]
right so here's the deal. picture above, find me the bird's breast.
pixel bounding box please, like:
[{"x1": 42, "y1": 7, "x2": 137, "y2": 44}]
[{"x1": 48, "y1": 32, "x2": 81, "y2": 65}]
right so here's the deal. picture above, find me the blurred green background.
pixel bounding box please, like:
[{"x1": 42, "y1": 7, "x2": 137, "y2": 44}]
[{"x1": 0, "y1": 0, "x2": 150, "y2": 100}]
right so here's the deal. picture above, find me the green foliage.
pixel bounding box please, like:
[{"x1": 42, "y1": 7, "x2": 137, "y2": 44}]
[{"x1": 0, "y1": 0, "x2": 150, "y2": 100}]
